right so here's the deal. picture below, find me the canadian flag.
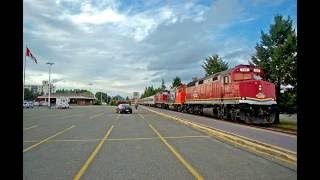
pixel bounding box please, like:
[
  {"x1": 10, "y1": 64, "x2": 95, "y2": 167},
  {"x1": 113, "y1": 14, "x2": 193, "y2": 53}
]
[{"x1": 25, "y1": 47, "x2": 38, "y2": 64}]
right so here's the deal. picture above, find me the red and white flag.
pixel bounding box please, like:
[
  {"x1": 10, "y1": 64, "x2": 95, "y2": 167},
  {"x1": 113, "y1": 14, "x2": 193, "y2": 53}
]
[{"x1": 25, "y1": 47, "x2": 38, "y2": 64}]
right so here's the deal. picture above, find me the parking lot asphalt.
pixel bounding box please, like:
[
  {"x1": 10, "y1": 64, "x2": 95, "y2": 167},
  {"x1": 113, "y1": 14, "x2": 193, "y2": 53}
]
[{"x1": 23, "y1": 106, "x2": 296, "y2": 180}]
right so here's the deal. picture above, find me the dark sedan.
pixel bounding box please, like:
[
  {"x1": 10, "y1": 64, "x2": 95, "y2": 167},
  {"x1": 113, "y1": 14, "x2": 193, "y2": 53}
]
[{"x1": 116, "y1": 104, "x2": 132, "y2": 114}]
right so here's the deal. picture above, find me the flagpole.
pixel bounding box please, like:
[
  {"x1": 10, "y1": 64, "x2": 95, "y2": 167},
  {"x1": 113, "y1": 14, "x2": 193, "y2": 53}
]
[{"x1": 23, "y1": 45, "x2": 27, "y2": 103}]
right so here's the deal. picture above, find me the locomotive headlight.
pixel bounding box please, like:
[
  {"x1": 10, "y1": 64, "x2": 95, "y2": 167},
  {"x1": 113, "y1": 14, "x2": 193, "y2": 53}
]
[
  {"x1": 259, "y1": 87, "x2": 262, "y2": 91},
  {"x1": 241, "y1": 97, "x2": 246, "y2": 100}
]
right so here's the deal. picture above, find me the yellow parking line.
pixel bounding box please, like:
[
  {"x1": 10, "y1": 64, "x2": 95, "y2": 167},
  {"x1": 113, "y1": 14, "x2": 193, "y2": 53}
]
[
  {"x1": 24, "y1": 140, "x2": 38, "y2": 143},
  {"x1": 24, "y1": 125, "x2": 38, "y2": 131},
  {"x1": 144, "y1": 107, "x2": 297, "y2": 165},
  {"x1": 165, "y1": 135, "x2": 209, "y2": 139},
  {"x1": 24, "y1": 136, "x2": 210, "y2": 143},
  {"x1": 149, "y1": 124, "x2": 203, "y2": 180},
  {"x1": 89, "y1": 112, "x2": 105, "y2": 120},
  {"x1": 73, "y1": 125, "x2": 114, "y2": 180},
  {"x1": 138, "y1": 114, "x2": 144, "y2": 119},
  {"x1": 61, "y1": 115, "x2": 79, "y2": 119},
  {"x1": 45, "y1": 139, "x2": 101, "y2": 142},
  {"x1": 23, "y1": 125, "x2": 75, "y2": 153}
]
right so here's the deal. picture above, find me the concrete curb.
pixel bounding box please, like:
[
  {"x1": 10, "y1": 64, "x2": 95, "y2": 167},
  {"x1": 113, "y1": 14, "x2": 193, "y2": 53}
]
[{"x1": 142, "y1": 106, "x2": 297, "y2": 166}]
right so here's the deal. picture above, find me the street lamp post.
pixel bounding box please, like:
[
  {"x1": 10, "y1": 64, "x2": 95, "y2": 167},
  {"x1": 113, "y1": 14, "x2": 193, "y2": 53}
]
[{"x1": 46, "y1": 62, "x2": 54, "y2": 108}]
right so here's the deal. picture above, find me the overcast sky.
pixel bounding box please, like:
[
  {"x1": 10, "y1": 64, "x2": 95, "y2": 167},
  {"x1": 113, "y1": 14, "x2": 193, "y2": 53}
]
[{"x1": 23, "y1": 0, "x2": 296, "y2": 97}]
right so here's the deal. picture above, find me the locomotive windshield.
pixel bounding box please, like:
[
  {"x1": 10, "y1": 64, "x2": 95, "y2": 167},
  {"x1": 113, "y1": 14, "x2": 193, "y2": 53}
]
[
  {"x1": 234, "y1": 72, "x2": 263, "y2": 81},
  {"x1": 253, "y1": 74, "x2": 263, "y2": 80}
]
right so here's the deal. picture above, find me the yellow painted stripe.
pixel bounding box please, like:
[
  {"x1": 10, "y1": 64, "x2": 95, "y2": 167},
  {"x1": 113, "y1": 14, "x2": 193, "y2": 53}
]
[
  {"x1": 24, "y1": 140, "x2": 38, "y2": 143},
  {"x1": 89, "y1": 112, "x2": 105, "y2": 119},
  {"x1": 73, "y1": 125, "x2": 114, "y2": 180},
  {"x1": 23, "y1": 125, "x2": 38, "y2": 131},
  {"x1": 109, "y1": 137, "x2": 155, "y2": 141},
  {"x1": 24, "y1": 136, "x2": 209, "y2": 143},
  {"x1": 144, "y1": 107, "x2": 296, "y2": 165},
  {"x1": 246, "y1": 97, "x2": 273, "y2": 101},
  {"x1": 149, "y1": 124, "x2": 203, "y2": 180},
  {"x1": 61, "y1": 115, "x2": 81, "y2": 119},
  {"x1": 165, "y1": 135, "x2": 209, "y2": 139},
  {"x1": 23, "y1": 125, "x2": 75, "y2": 153},
  {"x1": 138, "y1": 114, "x2": 144, "y2": 119}
]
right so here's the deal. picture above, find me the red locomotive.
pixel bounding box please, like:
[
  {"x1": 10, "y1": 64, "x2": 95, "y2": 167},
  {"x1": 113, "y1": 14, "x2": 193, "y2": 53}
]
[
  {"x1": 154, "y1": 91, "x2": 169, "y2": 109},
  {"x1": 139, "y1": 64, "x2": 277, "y2": 124}
]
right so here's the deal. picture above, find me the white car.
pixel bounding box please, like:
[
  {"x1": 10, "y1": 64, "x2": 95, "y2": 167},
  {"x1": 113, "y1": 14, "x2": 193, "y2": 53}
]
[
  {"x1": 23, "y1": 101, "x2": 34, "y2": 108},
  {"x1": 56, "y1": 97, "x2": 70, "y2": 109},
  {"x1": 39, "y1": 101, "x2": 48, "y2": 106}
]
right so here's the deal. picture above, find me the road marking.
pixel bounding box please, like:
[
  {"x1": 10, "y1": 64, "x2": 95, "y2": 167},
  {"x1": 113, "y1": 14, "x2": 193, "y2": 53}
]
[
  {"x1": 23, "y1": 125, "x2": 38, "y2": 131},
  {"x1": 138, "y1": 114, "x2": 144, "y2": 119},
  {"x1": 116, "y1": 114, "x2": 121, "y2": 120},
  {"x1": 61, "y1": 115, "x2": 80, "y2": 119},
  {"x1": 143, "y1": 107, "x2": 297, "y2": 165},
  {"x1": 149, "y1": 124, "x2": 203, "y2": 180},
  {"x1": 89, "y1": 112, "x2": 105, "y2": 120},
  {"x1": 165, "y1": 135, "x2": 209, "y2": 139},
  {"x1": 23, "y1": 125, "x2": 75, "y2": 153},
  {"x1": 24, "y1": 141, "x2": 38, "y2": 143},
  {"x1": 23, "y1": 136, "x2": 210, "y2": 143},
  {"x1": 73, "y1": 125, "x2": 114, "y2": 180}
]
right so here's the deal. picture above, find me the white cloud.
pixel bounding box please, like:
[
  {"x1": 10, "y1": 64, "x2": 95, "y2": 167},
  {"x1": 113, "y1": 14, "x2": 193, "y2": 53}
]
[
  {"x1": 23, "y1": 0, "x2": 295, "y2": 97},
  {"x1": 69, "y1": 8, "x2": 125, "y2": 25}
]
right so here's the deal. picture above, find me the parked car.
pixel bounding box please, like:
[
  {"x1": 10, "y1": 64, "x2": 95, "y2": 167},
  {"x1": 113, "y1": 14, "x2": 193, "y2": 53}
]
[
  {"x1": 56, "y1": 97, "x2": 70, "y2": 109},
  {"x1": 39, "y1": 101, "x2": 48, "y2": 106},
  {"x1": 116, "y1": 104, "x2": 132, "y2": 114},
  {"x1": 34, "y1": 101, "x2": 39, "y2": 106},
  {"x1": 23, "y1": 101, "x2": 34, "y2": 108}
]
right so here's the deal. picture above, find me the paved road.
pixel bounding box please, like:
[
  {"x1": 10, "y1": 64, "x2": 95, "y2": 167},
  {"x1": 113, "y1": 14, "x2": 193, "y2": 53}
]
[
  {"x1": 24, "y1": 106, "x2": 296, "y2": 180},
  {"x1": 141, "y1": 106, "x2": 297, "y2": 152}
]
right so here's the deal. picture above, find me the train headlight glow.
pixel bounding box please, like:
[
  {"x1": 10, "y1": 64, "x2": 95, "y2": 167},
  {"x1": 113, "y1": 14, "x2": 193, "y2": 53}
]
[
  {"x1": 240, "y1": 68, "x2": 250, "y2": 72},
  {"x1": 254, "y1": 69, "x2": 261, "y2": 73}
]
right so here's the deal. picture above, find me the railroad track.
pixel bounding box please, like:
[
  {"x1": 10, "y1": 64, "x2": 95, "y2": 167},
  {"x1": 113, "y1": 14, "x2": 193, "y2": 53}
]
[
  {"x1": 203, "y1": 115, "x2": 297, "y2": 135},
  {"x1": 151, "y1": 107, "x2": 297, "y2": 136}
]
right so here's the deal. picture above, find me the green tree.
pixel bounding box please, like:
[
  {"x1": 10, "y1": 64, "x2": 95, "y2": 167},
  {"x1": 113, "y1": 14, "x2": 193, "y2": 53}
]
[
  {"x1": 202, "y1": 54, "x2": 229, "y2": 76},
  {"x1": 95, "y1": 92, "x2": 108, "y2": 103},
  {"x1": 171, "y1": 76, "x2": 182, "y2": 89},
  {"x1": 161, "y1": 79, "x2": 166, "y2": 91},
  {"x1": 24, "y1": 88, "x2": 40, "y2": 101},
  {"x1": 24, "y1": 88, "x2": 33, "y2": 100},
  {"x1": 250, "y1": 15, "x2": 297, "y2": 123},
  {"x1": 113, "y1": 95, "x2": 124, "y2": 100},
  {"x1": 278, "y1": 89, "x2": 296, "y2": 114},
  {"x1": 107, "y1": 96, "x2": 111, "y2": 104},
  {"x1": 126, "y1": 96, "x2": 129, "y2": 100}
]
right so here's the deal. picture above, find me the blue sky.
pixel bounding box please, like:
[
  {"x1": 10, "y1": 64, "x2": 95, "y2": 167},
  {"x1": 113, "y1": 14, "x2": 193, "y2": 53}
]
[{"x1": 23, "y1": 0, "x2": 296, "y2": 97}]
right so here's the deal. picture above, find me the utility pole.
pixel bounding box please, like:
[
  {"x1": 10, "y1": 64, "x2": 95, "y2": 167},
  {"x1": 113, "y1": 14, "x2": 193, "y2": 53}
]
[{"x1": 46, "y1": 62, "x2": 54, "y2": 108}]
